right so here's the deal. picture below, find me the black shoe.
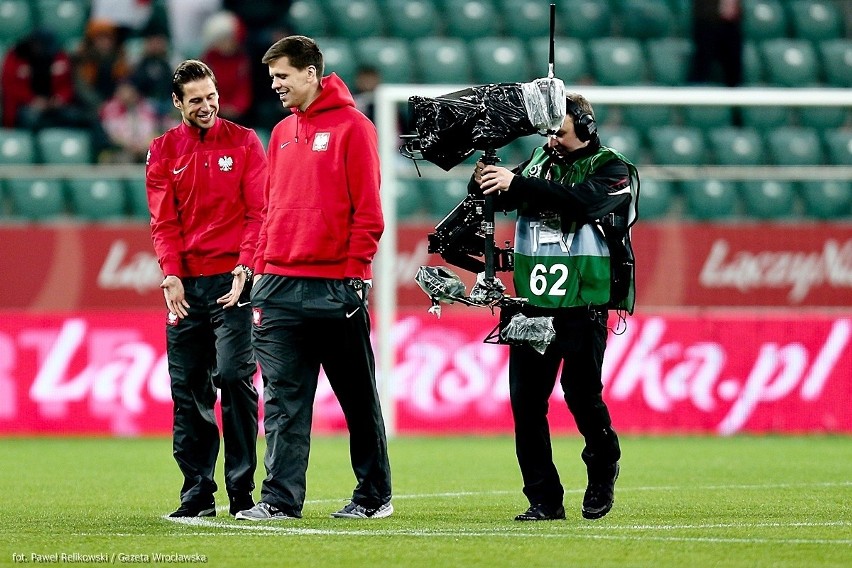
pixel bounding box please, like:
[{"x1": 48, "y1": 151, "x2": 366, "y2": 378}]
[
  {"x1": 168, "y1": 501, "x2": 216, "y2": 518},
  {"x1": 514, "y1": 503, "x2": 566, "y2": 521},
  {"x1": 229, "y1": 494, "x2": 255, "y2": 516},
  {"x1": 582, "y1": 462, "x2": 620, "y2": 520}
]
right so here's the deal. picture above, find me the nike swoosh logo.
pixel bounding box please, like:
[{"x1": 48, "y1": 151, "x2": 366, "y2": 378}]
[
  {"x1": 237, "y1": 301, "x2": 251, "y2": 307},
  {"x1": 172, "y1": 165, "x2": 188, "y2": 175},
  {"x1": 345, "y1": 307, "x2": 360, "y2": 318},
  {"x1": 280, "y1": 141, "x2": 291, "y2": 149}
]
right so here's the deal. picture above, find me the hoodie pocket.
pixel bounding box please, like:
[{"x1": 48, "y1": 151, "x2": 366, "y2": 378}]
[{"x1": 267, "y1": 207, "x2": 346, "y2": 264}]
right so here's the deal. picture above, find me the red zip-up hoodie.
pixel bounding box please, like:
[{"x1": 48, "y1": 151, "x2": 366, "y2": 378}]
[
  {"x1": 146, "y1": 118, "x2": 267, "y2": 277},
  {"x1": 254, "y1": 73, "x2": 384, "y2": 280}
]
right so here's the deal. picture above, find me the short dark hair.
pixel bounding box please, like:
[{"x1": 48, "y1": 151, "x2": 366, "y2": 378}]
[
  {"x1": 262, "y1": 35, "x2": 324, "y2": 76},
  {"x1": 172, "y1": 60, "x2": 218, "y2": 100}
]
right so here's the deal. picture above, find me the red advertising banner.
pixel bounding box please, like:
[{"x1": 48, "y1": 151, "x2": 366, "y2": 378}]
[
  {"x1": 2, "y1": 223, "x2": 851, "y2": 311},
  {"x1": 0, "y1": 309, "x2": 849, "y2": 436}
]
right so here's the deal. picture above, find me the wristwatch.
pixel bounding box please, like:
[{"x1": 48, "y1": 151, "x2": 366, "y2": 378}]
[
  {"x1": 238, "y1": 264, "x2": 254, "y2": 281},
  {"x1": 344, "y1": 277, "x2": 364, "y2": 291}
]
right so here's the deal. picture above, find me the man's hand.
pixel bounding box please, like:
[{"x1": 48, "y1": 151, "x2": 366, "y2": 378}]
[
  {"x1": 161, "y1": 275, "x2": 189, "y2": 318},
  {"x1": 475, "y1": 161, "x2": 514, "y2": 195},
  {"x1": 217, "y1": 266, "x2": 249, "y2": 308}
]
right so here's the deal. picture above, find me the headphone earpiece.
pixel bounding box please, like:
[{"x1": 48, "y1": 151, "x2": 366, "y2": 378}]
[{"x1": 566, "y1": 99, "x2": 596, "y2": 142}]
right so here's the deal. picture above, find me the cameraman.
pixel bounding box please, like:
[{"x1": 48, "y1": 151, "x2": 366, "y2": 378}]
[{"x1": 472, "y1": 93, "x2": 639, "y2": 521}]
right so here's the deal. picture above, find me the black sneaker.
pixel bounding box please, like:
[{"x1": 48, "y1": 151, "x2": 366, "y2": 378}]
[
  {"x1": 229, "y1": 494, "x2": 254, "y2": 517},
  {"x1": 331, "y1": 501, "x2": 394, "y2": 519},
  {"x1": 514, "y1": 503, "x2": 566, "y2": 521},
  {"x1": 582, "y1": 462, "x2": 620, "y2": 520},
  {"x1": 168, "y1": 501, "x2": 216, "y2": 518}
]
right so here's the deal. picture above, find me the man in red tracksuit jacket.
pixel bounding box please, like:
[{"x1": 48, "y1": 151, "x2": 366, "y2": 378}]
[
  {"x1": 235, "y1": 36, "x2": 392, "y2": 521},
  {"x1": 146, "y1": 59, "x2": 267, "y2": 518}
]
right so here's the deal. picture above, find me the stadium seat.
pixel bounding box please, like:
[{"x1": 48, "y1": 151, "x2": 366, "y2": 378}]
[
  {"x1": 34, "y1": 0, "x2": 88, "y2": 46},
  {"x1": 682, "y1": 106, "x2": 734, "y2": 130},
  {"x1": 741, "y1": 105, "x2": 791, "y2": 133},
  {"x1": 414, "y1": 37, "x2": 473, "y2": 84},
  {"x1": 818, "y1": 40, "x2": 852, "y2": 88},
  {"x1": 5, "y1": 178, "x2": 66, "y2": 220},
  {"x1": 766, "y1": 126, "x2": 824, "y2": 166},
  {"x1": 326, "y1": 0, "x2": 383, "y2": 38},
  {"x1": 385, "y1": 0, "x2": 440, "y2": 38},
  {"x1": 619, "y1": 0, "x2": 675, "y2": 39},
  {"x1": 500, "y1": 0, "x2": 551, "y2": 40},
  {"x1": 470, "y1": 37, "x2": 531, "y2": 84},
  {"x1": 708, "y1": 127, "x2": 765, "y2": 165},
  {"x1": 598, "y1": 126, "x2": 643, "y2": 163},
  {"x1": 797, "y1": 107, "x2": 849, "y2": 135},
  {"x1": 426, "y1": 178, "x2": 470, "y2": 217},
  {"x1": 505, "y1": 134, "x2": 541, "y2": 164},
  {"x1": 681, "y1": 179, "x2": 739, "y2": 220},
  {"x1": 588, "y1": 38, "x2": 647, "y2": 85},
  {"x1": 799, "y1": 180, "x2": 851, "y2": 219},
  {"x1": 559, "y1": 0, "x2": 612, "y2": 40},
  {"x1": 125, "y1": 178, "x2": 150, "y2": 221},
  {"x1": 0, "y1": 0, "x2": 34, "y2": 43},
  {"x1": 0, "y1": 128, "x2": 35, "y2": 164},
  {"x1": 36, "y1": 128, "x2": 92, "y2": 164},
  {"x1": 528, "y1": 37, "x2": 588, "y2": 83},
  {"x1": 648, "y1": 126, "x2": 707, "y2": 166},
  {"x1": 311, "y1": 38, "x2": 356, "y2": 86},
  {"x1": 646, "y1": 37, "x2": 693, "y2": 86},
  {"x1": 742, "y1": 41, "x2": 764, "y2": 85},
  {"x1": 354, "y1": 38, "x2": 415, "y2": 84},
  {"x1": 788, "y1": 0, "x2": 843, "y2": 41},
  {"x1": 621, "y1": 105, "x2": 675, "y2": 133},
  {"x1": 742, "y1": 0, "x2": 787, "y2": 40},
  {"x1": 66, "y1": 178, "x2": 128, "y2": 220},
  {"x1": 637, "y1": 178, "x2": 674, "y2": 219},
  {"x1": 287, "y1": 0, "x2": 330, "y2": 37},
  {"x1": 395, "y1": 178, "x2": 428, "y2": 219},
  {"x1": 740, "y1": 180, "x2": 797, "y2": 219},
  {"x1": 824, "y1": 129, "x2": 852, "y2": 166},
  {"x1": 760, "y1": 39, "x2": 820, "y2": 87},
  {"x1": 444, "y1": 0, "x2": 500, "y2": 40}
]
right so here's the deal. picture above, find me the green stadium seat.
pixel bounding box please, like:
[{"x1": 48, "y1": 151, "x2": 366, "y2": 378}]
[
  {"x1": 620, "y1": 0, "x2": 675, "y2": 39},
  {"x1": 818, "y1": 40, "x2": 852, "y2": 88},
  {"x1": 287, "y1": 0, "x2": 330, "y2": 37},
  {"x1": 0, "y1": 0, "x2": 34, "y2": 43},
  {"x1": 742, "y1": 0, "x2": 787, "y2": 40},
  {"x1": 414, "y1": 37, "x2": 473, "y2": 84},
  {"x1": 766, "y1": 126, "x2": 824, "y2": 166},
  {"x1": 708, "y1": 127, "x2": 765, "y2": 165},
  {"x1": 66, "y1": 178, "x2": 128, "y2": 220},
  {"x1": 647, "y1": 37, "x2": 693, "y2": 86},
  {"x1": 740, "y1": 180, "x2": 797, "y2": 219},
  {"x1": 637, "y1": 178, "x2": 674, "y2": 219},
  {"x1": 799, "y1": 180, "x2": 851, "y2": 219},
  {"x1": 125, "y1": 178, "x2": 150, "y2": 221},
  {"x1": 444, "y1": 0, "x2": 500, "y2": 40},
  {"x1": 529, "y1": 37, "x2": 589, "y2": 84},
  {"x1": 588, "y1": 38, "x2": 647, "y2": 85},
  {"x1": 742, "y1": 41, "x2": 763, "y2": 85},
  {"x1": 788, "y1": 0, "x2": 843, "y2": 41},
  {"x1": 354, "y1": 38, "x2": 414, "y2": 84},
  {"x1": 470, "y1": 37, "x2": 531, "y2": 84},
  {"x1": 5, "y1": 178, "x2": 66, "y2": 220},
  {"x1": 824, "y1": 129, "x2": 852, "y2": 166},
  {"x1": 648, "y1": 126, "x2": 707, "y2": 166},
  {"x1": 312, "y1": 38, "x2": 356, "y2": 86},
  {"x1": 681, "y1": 179, "x2": 739, "y2": 220},
  {"x1": 741, "y1": 105, "x2": 792, "y2": 133},
  {"x1": 621, "y1": 105, "x2": 675, "y2": 133},
  {"x1": 426, "y1": 178, "x2": 469, "y2": 217},
  {"x1": 559, "y1": 0, "x2": 612, "y2": 40},
  {"x1": 36, "y1": 128, "x2": 92, "y2": 164},
  {"x1": 682, "y1": 106, "x2": 734, "y2": 130},
  {"x1": 797, "y1": 107, "x2": 849, "y2": 134},
  {"x1": 34, "y1": 0, "x2": 88, "y2": 46},
  {"x1": 760, "y1": 39, "x2": 820, "y2": 87},
  {"x1": 0, "y1": 128, "x2": 35, "y2": 164},
  {"x1": 395, "y1": 178, "x2": 428, "y2": 219},
  {"x1": 500, "y1": 0, "x2": 551, "y2": 40},
  {"x1": 326, "y1": 0, "x2": 383, "y2": 38},
  {"x1": 598, "y1": 126, "x2": 642, "y2": 163},
  {"x1": 386, "y1": 0, "x2": 440, "y2": 38}
]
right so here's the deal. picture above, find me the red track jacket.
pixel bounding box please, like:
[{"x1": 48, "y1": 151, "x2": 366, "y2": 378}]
[
  {"x1": 255, "y1": 73, "x2": 384, "y2": 280},
  {"x1": 146, "y1": 118, "x2": 267, "y2": 278}
]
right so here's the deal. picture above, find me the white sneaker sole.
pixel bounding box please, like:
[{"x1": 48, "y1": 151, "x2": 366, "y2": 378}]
[{"x1": 331, "y1": 503, "x2": 394, "y2": 519}]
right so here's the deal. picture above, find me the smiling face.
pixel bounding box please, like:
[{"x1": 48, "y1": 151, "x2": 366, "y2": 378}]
[
  {"x1": 173, "y1": 77, "x2": 219, "y2": 130},
  {"x1": 268, "y1": 56, "x2": 319, "y2": 112}
]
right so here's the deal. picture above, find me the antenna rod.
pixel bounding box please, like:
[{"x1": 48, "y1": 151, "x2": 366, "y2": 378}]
[{"x1": 548, "y1": 2, "x2": 556, "y2": 78}]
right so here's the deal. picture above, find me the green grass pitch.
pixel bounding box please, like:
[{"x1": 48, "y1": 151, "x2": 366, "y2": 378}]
[{"x1": 1, "y1": 435, "x2": 850, "y2": 567}]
